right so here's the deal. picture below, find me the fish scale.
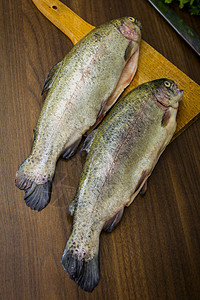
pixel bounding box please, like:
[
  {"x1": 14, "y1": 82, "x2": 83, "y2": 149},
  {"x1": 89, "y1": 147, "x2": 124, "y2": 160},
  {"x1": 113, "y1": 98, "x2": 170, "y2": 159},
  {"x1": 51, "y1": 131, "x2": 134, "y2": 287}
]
[
  {"x1": 61, "y1": 78, "x2": 183, "y2": 292},
  {"x1": 15, "y1": 17, "x2": 141, "y2": 211}
]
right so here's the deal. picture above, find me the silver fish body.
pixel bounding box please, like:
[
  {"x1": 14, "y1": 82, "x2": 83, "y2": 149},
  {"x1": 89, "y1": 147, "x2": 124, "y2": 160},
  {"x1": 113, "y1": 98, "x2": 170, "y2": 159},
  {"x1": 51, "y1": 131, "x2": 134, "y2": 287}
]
[
  {"x1": 61, "y1": 79, "x2": 183, "y2": 292},
  {"x1": 15, "y1": 17, "x2": 141, "y2": 211}
]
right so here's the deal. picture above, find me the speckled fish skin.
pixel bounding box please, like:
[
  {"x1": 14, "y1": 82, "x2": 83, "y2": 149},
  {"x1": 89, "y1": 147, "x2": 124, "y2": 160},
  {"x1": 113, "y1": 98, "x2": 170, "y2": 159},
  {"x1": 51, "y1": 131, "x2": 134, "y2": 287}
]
[
  {"x1": 61, "y1": 79, "x2": 183, "y2": 292},
  {"x1": 15, "y1": 17, "x2": 141, "y2": 211}
]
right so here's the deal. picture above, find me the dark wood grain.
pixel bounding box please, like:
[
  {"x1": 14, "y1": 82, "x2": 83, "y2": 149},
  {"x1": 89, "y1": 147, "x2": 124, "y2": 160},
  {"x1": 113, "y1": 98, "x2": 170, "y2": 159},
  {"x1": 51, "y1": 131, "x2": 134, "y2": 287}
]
[{"x1": 1, "y1": 0, "x2": 200, "y2": 299}]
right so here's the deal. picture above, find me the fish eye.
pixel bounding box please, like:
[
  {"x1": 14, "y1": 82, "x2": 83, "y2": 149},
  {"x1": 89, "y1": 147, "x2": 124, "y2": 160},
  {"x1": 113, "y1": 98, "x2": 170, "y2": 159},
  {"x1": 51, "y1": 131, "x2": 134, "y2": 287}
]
[
  {"x1": 164, "y1": 81, "x2": 171, "y2": 88},
  {"x1": 128, "y1": 17, "x2": 135, "y2": 22}
]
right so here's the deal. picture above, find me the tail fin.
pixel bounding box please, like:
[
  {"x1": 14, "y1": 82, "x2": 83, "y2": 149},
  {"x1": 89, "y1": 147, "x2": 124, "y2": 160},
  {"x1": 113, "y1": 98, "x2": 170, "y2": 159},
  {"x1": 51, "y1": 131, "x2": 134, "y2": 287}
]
[
  {"x1": 61, "y1": 243, "x2": 99, "y2": 292},
  {"x1": 15, "y1": 159, "x2": 53, "y2": 211},
  {"x1": 24, "y1": 181, "x2": 52, "y2": 211}
]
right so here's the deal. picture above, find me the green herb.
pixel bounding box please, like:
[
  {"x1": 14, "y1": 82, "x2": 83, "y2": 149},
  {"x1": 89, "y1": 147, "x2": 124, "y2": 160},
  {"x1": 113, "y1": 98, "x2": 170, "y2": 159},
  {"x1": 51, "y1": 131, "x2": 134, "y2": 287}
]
[{"x1": 164, "y1": 0, "x2": 200, "y2": 15}]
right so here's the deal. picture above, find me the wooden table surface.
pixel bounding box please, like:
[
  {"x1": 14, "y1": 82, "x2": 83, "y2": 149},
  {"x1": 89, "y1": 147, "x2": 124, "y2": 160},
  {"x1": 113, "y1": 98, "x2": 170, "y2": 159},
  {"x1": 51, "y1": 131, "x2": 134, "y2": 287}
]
[{"x1": 1, "y1": 0, "x2": 200, "y2": 299}]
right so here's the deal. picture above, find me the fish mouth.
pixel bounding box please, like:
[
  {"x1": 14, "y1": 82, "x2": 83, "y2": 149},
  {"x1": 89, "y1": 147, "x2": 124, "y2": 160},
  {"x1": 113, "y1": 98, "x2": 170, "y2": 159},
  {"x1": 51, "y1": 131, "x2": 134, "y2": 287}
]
[
  {"x1": 172, "y1": 83, "x2": 183, "y2": 102},
  {"x1": 176, "y1": 89, "x2": 184, "y2": 103}
]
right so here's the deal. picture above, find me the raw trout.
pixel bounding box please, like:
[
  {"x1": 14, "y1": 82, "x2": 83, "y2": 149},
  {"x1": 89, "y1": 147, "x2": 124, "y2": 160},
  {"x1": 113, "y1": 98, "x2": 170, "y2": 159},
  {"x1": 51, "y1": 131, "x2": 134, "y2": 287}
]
[
  {"x1": 15, "y1": 17, "x2": 141, "y2": 211},
  {"x1": 61, "y1": 79, "x2": 183, "y2": 292}
]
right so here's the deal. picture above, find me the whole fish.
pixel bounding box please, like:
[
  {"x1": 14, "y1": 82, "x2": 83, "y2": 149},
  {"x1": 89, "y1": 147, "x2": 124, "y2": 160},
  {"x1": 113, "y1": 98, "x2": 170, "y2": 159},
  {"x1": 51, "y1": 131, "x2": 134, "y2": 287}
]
[
  {"x1": 15, "y1": 17, "x2": 141, "y2": 211},
  {"x1": 61, "y1": 79, "x2": 183, "y2": 292}
]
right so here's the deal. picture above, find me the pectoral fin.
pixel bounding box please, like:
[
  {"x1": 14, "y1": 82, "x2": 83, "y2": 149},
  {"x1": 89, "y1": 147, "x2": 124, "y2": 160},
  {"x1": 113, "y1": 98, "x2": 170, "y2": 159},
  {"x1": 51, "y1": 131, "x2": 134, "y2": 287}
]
[
  {"x1": 41, "y1": 61, "x2": 63, "y2": 95},
  {"x1": 161, "y1": 109, "x2": 171, "y2": 127},
  {"x1": 124, "y1": 41, "x2": 135, "y2": 61}
]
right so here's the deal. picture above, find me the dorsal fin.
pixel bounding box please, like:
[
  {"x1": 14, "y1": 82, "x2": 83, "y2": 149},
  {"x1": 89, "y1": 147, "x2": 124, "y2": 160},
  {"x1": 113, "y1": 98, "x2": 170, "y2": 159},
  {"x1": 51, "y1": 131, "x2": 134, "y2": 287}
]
[{"x1": 41, "y1": 61, "x2": 63, "y2": 95}]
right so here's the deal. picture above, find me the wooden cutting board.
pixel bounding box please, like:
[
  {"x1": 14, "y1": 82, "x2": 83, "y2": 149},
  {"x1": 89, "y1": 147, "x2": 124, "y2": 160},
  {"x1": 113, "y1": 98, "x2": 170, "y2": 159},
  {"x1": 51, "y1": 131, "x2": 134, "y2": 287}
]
[{"x1": 32, "y1": 0, "x2": 200, "y2": 140}]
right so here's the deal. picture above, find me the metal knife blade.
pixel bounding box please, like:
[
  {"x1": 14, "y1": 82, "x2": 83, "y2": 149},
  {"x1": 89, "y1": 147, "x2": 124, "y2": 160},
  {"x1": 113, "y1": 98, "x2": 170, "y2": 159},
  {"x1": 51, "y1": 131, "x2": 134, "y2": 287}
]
[{"x1": 147, "y1": 0, "x2": 200, "y2": 56}]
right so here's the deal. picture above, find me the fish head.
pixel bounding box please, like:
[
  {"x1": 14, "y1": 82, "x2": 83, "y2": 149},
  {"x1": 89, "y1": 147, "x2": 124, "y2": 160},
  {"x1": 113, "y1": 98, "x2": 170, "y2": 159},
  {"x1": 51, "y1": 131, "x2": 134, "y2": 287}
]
[
  {"x1": 112, "y1": 17, "x2": 142, "y2": 61},
  {"x1": 116, "y1": 17, "x2": 142, "y2": 41},
  {"x1": 151, "y1": 79, "x2": 183, "y2": 110}
]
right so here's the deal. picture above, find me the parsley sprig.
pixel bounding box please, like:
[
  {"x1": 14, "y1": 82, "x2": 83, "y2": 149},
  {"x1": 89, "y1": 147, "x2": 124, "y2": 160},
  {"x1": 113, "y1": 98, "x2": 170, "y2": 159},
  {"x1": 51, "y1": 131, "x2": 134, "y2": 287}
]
[{"x1": 164, "y1": 0, "x2": 200, "y2": 15}]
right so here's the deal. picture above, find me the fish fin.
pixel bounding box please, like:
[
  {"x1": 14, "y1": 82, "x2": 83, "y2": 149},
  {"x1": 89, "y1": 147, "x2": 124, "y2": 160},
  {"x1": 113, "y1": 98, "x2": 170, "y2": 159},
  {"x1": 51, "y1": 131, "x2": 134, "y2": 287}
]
[
  {"x1": 140, "y1": 180, "x2": 148, "y2": 196},
  {"x1": 126, "y1": 170, "x2": 149, "y2": 207},
  {"x1": 104, "y1": 48, "x2": 139, "y2": 114},
  {"x1": 124, "y1": 41, "x2": 135, "y2": 61},
  {"x1": 32, "y1": 127, "x2": 38, "y2": 143},
  {"x1": 24, "y1": 180, "x2": 52, "y2": 211},
  {"x1": 68, "y1": 197, "x2": 77, "y2": 216},
  {"x1": 41, "y1": 61, "x2": 63, "y2": 95},
  {"x1": 62, "y1": 137, "x2": 82, "y2": 159},
  {"x1": 81, "y1": 130, "x2": 97, "y2": 153},
  {"x1": 161, "y1": 110, "x2": 171, "y2": 127},
  {"x1": 15, "y1": 166, "x2": 32, "y2": 190},
  {"x1": 86, "y1": 48, "x2": 139, "y2": 135},
  {"x1": 134, "y1": 170, "x2": 148, "y2": 194},
  {"x1": 86, "y1": 101, "x2": 107, "y2": 134},
  {"x1": 15, "y1": 160, "x2": 53, "y2": 211},
  {"x1": 61, "y1": 246, "x2": 99, "y2": 292},
  {"x1": 103, "y1": 207, "x2": 124, "y2": 232}
]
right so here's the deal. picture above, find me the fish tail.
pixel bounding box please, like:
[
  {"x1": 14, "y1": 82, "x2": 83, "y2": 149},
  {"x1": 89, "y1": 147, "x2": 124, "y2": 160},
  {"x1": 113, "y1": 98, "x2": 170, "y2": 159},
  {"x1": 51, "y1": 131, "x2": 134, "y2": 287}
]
[
  {"x1": 61, "y1": 237, "x2": 100, "y2": 292},
  {"x1": 15, "y1": 157, "x2": 53, "y2": 211}
]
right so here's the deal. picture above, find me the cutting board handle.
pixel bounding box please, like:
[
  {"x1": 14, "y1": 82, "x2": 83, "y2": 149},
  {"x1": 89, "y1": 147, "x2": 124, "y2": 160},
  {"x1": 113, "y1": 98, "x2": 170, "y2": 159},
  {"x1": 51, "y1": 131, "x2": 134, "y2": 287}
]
[{"x1": 32, "y1": 0, "x2": 94, "y2": 44}]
